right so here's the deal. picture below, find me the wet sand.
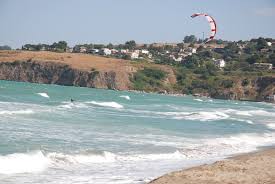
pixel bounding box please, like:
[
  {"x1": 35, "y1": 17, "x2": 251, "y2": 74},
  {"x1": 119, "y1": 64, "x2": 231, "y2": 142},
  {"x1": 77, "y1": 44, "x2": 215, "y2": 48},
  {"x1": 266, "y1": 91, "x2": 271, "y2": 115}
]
[{"x1": 149, "y1": 148, "x2": 275, "y2": 184}]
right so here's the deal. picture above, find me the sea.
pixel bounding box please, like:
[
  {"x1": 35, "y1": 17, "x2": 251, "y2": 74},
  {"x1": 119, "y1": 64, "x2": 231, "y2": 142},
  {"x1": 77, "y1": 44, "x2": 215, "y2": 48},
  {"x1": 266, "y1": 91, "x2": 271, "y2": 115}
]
[{"x1": 0, "y1": 80, "x2": 275, "y2": 184}]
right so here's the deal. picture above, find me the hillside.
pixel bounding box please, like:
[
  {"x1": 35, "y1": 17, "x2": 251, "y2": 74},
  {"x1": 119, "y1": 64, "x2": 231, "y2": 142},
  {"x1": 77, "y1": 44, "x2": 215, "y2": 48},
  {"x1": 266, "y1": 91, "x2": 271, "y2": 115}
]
[{"x1": 0, "y1": 50, "x2": 176, "y2": 90}]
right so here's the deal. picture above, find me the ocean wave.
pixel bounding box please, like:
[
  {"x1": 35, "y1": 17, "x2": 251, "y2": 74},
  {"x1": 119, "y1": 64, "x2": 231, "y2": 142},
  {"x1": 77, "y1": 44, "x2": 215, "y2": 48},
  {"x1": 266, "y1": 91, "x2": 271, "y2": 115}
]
[
  {"x1": 121, "y1": 151, "x2": 186, "y2": 161},
  {"x1": 58, "y1": 102, "x2": 88, "y2": 109},
  {"x1": 193, "y1": 99, "x2": 203, "y2": 102},
  {"x1": 2, "y1": 132, "x2": 275, "y2": 175},
  {"x1": 119, "y1": 95, "x2": 131, "y2": 100},
  {"x1": 172, "y1": 111, "x2": 230, "y2": 121},
  {"x1": 0, "y1": 151, "x2": 50, "y2": 174},
  {"x1": 37, "y1": 93, "x2": 50, "y2": 98},
  {"x1": 125, "y1": 109, "x2": 230, "y2": 121},
  {"x1": 230, "y1": 118, "x2": 254, "y2": 124},
  {"x1": 267, "y1": 123, "x2": 275, "y2": 130},
  {"x1": 0, "y1": 109, "x2": 34, "y2": 115},
  {"x1": 87, "y1": 101, "x2": 124, "y2": 109},
  {"x1": 48, "y1": 151, "x2": 116, "y2": 164}
]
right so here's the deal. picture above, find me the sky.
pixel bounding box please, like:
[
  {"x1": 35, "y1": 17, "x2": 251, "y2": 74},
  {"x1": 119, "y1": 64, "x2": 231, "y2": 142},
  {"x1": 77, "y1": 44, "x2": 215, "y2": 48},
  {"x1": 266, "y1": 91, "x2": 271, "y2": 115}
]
[{"x1": 0, "y1": 0, "x2": 275, "y2": 48}]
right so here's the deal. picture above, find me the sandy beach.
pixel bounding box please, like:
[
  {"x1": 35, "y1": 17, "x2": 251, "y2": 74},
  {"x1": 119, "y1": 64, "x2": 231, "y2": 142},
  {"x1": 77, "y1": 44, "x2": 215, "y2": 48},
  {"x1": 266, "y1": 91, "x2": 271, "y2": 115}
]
[{"x1": 149, "y1": 148, "x2": 275, "y2": 184}]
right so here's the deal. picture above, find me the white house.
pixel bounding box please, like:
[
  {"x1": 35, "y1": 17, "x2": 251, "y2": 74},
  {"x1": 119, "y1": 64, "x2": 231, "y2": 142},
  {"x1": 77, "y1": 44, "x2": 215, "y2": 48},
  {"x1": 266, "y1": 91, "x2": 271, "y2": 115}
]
[
  {"x1": 214, "y1": 59, "x2": 226, "y2": 68},
  {"x1": 79, "y1": 46, "x2": 87, "y2": 53},
  {"x1": 130, "y1": 52, "x2": 139, "y2": 59},
  {"x1": 90, "y1": 49, "x2": 99, "y2": 54},
  {"x1": 141, "y1": 49, "x2": 149, "y2": 55},
  {"x1": 134, "y1": 50, "x2": 140, "y2": 54},
  {"x1": 267, "y1": 42, "x2": 272, "y2": 47},
  {"x1": 253, "y1": 63, "x2": 273, "y2": 70},
  {"x1": 111, "y1": 49, "x2": 118, "y2": 54},
  {"x1": 174, "y1": 57, "x2": 183, "y2": 62},
  {"x1": 102, "y1": 48, "x2": 112, "y2": 56},
  {"x1": 120, "y1": 49, "x2": 129, "y2": 54}
]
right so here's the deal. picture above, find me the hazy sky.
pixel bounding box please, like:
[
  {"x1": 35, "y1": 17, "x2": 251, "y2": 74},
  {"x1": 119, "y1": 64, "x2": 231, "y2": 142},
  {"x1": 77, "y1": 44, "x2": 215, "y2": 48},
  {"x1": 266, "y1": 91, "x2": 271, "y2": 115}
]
[{"x1": 1, "y1": 0, "x2": 275, "y2": 48}]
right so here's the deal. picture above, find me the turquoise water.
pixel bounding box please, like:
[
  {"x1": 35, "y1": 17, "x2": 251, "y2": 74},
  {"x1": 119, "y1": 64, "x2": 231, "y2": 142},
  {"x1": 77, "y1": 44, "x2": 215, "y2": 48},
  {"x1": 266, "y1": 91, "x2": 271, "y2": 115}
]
[{"x1": 0, "y1": 80, "x2": 275, "y2": 184}]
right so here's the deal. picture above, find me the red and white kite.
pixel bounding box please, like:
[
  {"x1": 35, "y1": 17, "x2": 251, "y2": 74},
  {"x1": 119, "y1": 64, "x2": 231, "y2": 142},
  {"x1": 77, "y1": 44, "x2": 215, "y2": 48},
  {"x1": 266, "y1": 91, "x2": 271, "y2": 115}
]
[{"x1": 191, "y1": 13, "x2": 217, "y2": 43}]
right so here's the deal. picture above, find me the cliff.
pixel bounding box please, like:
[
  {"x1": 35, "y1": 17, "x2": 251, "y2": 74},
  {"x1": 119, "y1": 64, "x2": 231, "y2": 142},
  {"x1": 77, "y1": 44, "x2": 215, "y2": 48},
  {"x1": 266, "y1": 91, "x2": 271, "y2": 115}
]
[
  {"x1": 0, "y1": 51, "x2": 176, "y2": 91},
  {"x1": 210, "y1": 76, "x2": 275, "y2": 102},
  {"x1": 0, "y1": 60, "x2": 119, "y2": 89}
]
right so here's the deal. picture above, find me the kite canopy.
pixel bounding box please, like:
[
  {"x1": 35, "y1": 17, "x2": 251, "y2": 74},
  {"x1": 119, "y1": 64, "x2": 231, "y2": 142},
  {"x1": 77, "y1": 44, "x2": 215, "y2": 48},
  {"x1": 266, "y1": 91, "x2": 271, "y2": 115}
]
[{"x1": 191, "y1": 13, "x2": 217, "y2": 43}]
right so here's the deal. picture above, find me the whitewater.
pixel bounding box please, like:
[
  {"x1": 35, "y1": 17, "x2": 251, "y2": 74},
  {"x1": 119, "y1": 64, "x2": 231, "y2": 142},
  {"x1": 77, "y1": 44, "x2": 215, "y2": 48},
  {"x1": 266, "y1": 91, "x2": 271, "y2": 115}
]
[{"x1": 0, "y1": 80, "x2": 275, "y2": 184}]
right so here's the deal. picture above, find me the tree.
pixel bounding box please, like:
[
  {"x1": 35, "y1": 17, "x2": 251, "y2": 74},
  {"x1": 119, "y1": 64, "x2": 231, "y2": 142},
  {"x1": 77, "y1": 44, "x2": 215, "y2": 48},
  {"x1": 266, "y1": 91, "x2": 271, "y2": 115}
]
[
  {"x1": 183, "y1": 55, "x2": 202, "y2": 68},
  {"x1": 51, "y1": 41, "x2": 67, "y2": 51},
  {"x1": 125, "y1": 40, "x2": 136, "y2": 50},
  {"x1": 246, "y1": 54, "x2": 261, "y2": 64},
  {"x1": 268, "y1": 53, "x2": 275, "y2": 65},
  {"x1": 107, "y1": 43, "x2": 114, "y2": 49},
  {"x1": 184, "y1": 35, "x2": 197, "y2": 43},
  {"x1": 256, "y1": 37, "x2": 268, "y2": 50}
]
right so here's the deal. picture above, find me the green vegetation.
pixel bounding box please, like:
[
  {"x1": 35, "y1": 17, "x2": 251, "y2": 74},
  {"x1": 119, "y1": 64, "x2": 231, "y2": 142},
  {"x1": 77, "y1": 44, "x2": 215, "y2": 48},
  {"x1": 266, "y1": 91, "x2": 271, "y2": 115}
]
[
  {"x1": 131, "y1": 67, "x2": 167, "y2": 91},
  {"x1": 22, "y1": 41, "x2": 68, "y2": 52}
]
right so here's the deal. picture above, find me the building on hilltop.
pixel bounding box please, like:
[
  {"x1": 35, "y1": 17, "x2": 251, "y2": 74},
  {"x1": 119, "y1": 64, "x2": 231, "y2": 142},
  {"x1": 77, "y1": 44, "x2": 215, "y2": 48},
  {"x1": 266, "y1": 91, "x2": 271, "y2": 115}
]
[
  {"x1": 130, "y1": 52, "x2": 139, "y2": 59},
  {"x1": 101, "y1": 48, "x2": 112, "y2": 56},
  {"x1": 253, "y1": 63, "x2": 273, "y2": 70},
  {"x1": 213, "y1": 59, "x2": 226, "y2": 68}
]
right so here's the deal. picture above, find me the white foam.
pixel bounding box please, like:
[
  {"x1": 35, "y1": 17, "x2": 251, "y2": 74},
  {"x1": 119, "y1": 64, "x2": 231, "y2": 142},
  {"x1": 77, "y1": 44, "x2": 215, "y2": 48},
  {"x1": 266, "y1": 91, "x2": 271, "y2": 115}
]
[
  {"x1": 87, "y1": 101, "x2": 124, "y2": 109},
  {"x1": 180, "y1": 132, "x2": 275, "y2": 159},
  {"x1": 267, "y1": 123, "x2": 275, "y2": 130},
  {"x1": 58, "y1": 102, "x2": 88, "y2": 109},
  {"x1": 235, "y1": 111, "x2": 252, "y2": 116},
  {"x1": 119, "y1": 95, "x2": 131, "y2": 100},
  {"x1": 173, "y1": 111, "x2": 230, "y2": 121},
  {"x1": 122, "y1": 150, "x2": 186, "y2": 161},
  {"x1": 37, "y1": 93, "x2": 49, "y2": 98},
  {"x1": 231, "y1": 118, "x2": 254, "y2": 124},
  {"x1": 0, "y1": 109, "x2": 34, "y2": 115},
  {"x1": 194, "y1": 99, "x2": 203, "y2": 102},
  {"x1": 0, "y1": 151, "x2": 51, "y2": 174},
  {"x1": 48, "y1": 151, "x2": 116, "y2": 164}
]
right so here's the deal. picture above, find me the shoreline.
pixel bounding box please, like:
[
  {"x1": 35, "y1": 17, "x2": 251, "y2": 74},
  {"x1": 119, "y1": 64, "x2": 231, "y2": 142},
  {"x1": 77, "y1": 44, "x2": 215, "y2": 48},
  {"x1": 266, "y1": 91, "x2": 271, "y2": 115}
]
[
  {"x1": 0, "y1": 50, "x2": 274, "y2": 104},
  {"x1": 149, "y1": 147, "x2": 275, "y2": 184}
]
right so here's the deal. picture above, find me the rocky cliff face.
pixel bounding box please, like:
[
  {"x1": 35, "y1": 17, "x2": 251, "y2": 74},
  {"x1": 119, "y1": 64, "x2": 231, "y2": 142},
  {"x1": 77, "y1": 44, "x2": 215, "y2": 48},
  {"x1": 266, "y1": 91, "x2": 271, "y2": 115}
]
[
  {"x1": 210, "y1": 76, "x2": 275, "y2": 101},
  {"x1": 0, "y1": 60, "x2": 274, "y2": 102},
  {"x1": 0, "y1": 60, "x2": 123, "y2": 90}
]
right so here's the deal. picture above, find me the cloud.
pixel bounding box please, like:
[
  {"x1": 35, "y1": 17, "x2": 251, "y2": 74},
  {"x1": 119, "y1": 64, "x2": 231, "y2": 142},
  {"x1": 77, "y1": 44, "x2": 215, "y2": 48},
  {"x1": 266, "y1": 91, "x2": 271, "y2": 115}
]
[{"x1": 256, "y1": 7, "x2": 275, "y2": 16}]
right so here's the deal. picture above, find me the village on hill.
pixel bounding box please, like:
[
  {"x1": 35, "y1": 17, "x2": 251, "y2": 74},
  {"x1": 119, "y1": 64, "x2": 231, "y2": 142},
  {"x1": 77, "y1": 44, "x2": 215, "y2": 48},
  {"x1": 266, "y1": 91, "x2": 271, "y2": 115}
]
[{"x1": 14, "y1": 35, "x2": 275, "y2": 71}]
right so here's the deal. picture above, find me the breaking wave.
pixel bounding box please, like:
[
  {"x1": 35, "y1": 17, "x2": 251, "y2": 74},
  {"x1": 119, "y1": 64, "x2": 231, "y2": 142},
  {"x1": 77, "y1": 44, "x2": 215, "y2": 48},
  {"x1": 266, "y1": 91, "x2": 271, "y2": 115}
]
[
  {"x1": 0, "y1": 151, "x2": 50, "y2": 174},
  {"x1": 37, "y1": 93, "x2": 49, "y2": 98},
  {"x1": 119, "y1": 95, "x2": 131, "y2": 100},
  {"x1": 267, "y1": 123, "x2": 275, "y2": 130},
  {"x1": 87, "y1": 101, "x2": 124, "y2": 109},
  {"x1": 0, "y1": 109, "x2": 34, "y2": 115},
  {"x1": 1, "y1": 131, "x2": 275, "y2": 175},
  {"x1": 193, "y1": 99, "x2": 203, "y2": 102}
]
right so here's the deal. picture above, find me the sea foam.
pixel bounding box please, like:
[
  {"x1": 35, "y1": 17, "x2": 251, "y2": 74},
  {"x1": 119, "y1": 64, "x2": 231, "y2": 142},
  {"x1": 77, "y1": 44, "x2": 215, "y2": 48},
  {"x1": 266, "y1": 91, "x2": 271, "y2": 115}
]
[
  {"x1": 87, "y1": 101, "x2": 124, "y2": 109},
  {"x1": 0, "y1": 109, "x2": 34, "y2": 115},
  {"x1": 37, "y1": 93, "x2": 50, "y2": 98},
  {"x1": 119, "y1": 95, "x2": 131, "y2": 100},
  {"x1": 0, "y1": 151, "x2": 50, "y2": 174}
]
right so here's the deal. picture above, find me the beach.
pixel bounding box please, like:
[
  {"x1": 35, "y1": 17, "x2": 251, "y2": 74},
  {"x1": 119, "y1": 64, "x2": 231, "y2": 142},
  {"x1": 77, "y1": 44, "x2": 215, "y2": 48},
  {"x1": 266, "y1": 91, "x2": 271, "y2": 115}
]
[{"x1": 149, "y1": 148, "x2": 275, "y2": 184}]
